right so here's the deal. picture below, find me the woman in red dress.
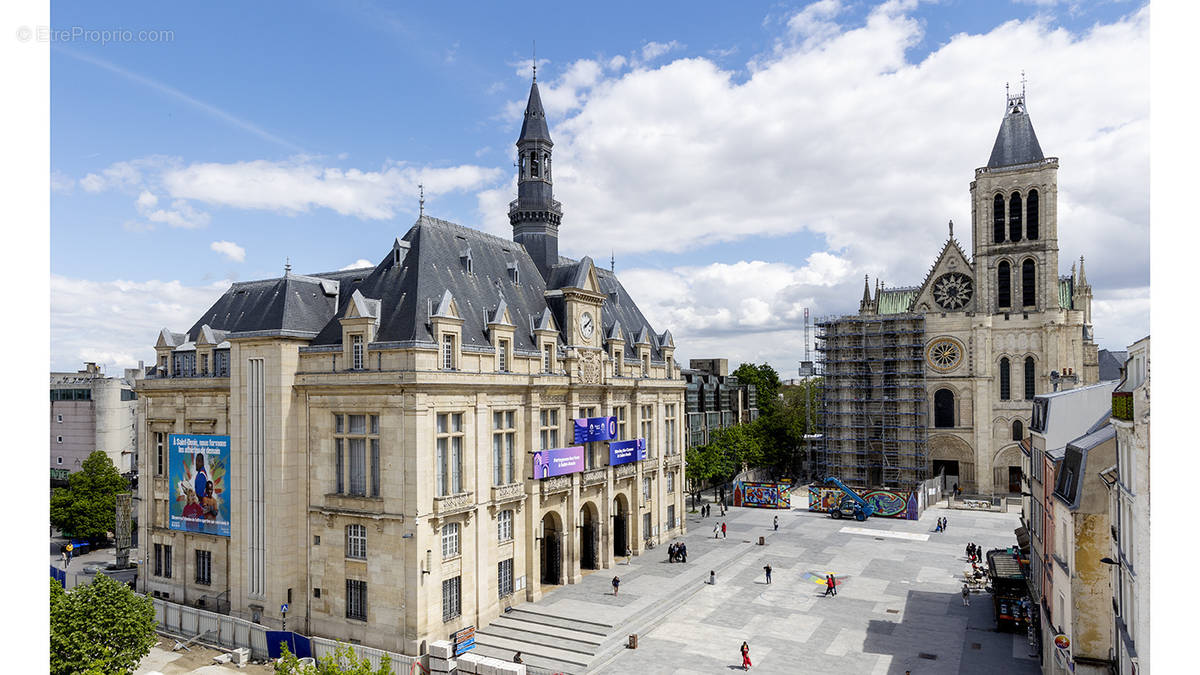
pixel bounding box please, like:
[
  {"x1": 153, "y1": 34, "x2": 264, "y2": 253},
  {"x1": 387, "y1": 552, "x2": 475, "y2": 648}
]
[{"x1": 741, "y1": 641, "x2": 752, "y2": 670}]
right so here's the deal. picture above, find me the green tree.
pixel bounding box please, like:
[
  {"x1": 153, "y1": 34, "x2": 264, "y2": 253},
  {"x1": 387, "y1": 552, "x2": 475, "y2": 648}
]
[
  {"x1": 51, "y1": 450, "x2": 129, "y2": 541},
  {"x1": 276, "y1": 642, "x2": 393, "y2": 675},
  {"x1": 708, "y1": 423, "x2": 763, "y2": 482},
  {"x1": 733, "y1": 363, "x2": 782, "y2": 415},
  {"x1": 50, "y1": 574, "x2": 157, "y2": 675}
]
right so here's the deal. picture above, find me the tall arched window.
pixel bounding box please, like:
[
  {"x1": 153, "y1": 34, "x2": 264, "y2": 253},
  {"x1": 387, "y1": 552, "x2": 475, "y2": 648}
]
[
  {"x1": 1022, "y1": 259, "x2": 1036, "y2": 307},
  {"x1": 1009, "y1": 192, "x2": 1023, "y2": 242},
  {"x1": 1027, "y1": 190, "x2": 1039, "y2": 239},
  {"x1": 998, "y1": 261, "x2": 1011, "y2": 308},
  {"x1": 999, "y1": 357, "x2": 1011, "y2": 400},
  {"x1": 530, "y1": 151, "x2": 540, "y2": 177},
  {"x1": 1012, "y1": 420, "x2": 1024, "y2": 442},
  {"x1": 934, "y1": 389, "x2": 955, "y2": 428},
  {"x1": 993, "y1": 194, "x2": 1006, "y2": 243},
  {"x1": 1024, "y1": 357, "x2": 1036, "y2": 399}
]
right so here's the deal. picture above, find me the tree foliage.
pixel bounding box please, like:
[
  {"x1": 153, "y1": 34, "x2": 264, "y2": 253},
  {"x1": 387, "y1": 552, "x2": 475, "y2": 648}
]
[
  {"x1": 50, "y1": 450, "x2": 129, "y2": 540},
  {"x1": 732, "y1": 362, "x2": 782, "y2": 415},
  {"x1": 50, "y1": 573, "x2": 157, "y2": 675},
  {"x1": 276, "y1": 642, "x2": 393, "y2": 675}
]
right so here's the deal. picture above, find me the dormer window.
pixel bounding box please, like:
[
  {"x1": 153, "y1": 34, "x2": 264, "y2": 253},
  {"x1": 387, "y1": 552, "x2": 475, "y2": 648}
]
[
  {"x1": 200, "y1": 353, "x2": 209, "y2": 376},
  {"x1": 643, "y1": 354, "x2": 650, "y2": 377},
  {"x1": 507, "y1": 264, "x2": 519, "y2": 285},
  {"x1": 613, "y1": 351, "x2": 621, "y2": 377},
  {"x1": 497, "y1": 339, "x2": 508, "y2": 372},
  {"x1": 352, "y1": 334, "x2": 364, "y2": 370},
  {"x1": 543, "y1": 344, "x2": 553, "y2": 373}
]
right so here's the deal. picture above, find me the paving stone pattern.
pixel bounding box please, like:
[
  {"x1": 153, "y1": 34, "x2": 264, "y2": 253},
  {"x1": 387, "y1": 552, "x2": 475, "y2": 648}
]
[{"x1": 478, "y1": 501, "x2": 1041, "y2": 674}]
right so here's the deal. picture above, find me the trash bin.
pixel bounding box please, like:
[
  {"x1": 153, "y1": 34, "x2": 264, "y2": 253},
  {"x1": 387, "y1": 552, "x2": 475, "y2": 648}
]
[
  {"x1": 758, "y1": 536, "x2": 765, "y2": 546},
  {"x1": 628, "y1": 634, "x2": 638, "y2": 649}
]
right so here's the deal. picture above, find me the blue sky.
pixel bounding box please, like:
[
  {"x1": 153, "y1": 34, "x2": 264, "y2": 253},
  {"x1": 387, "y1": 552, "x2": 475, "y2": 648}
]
[{"x1": 48, "y1": 0, "x2": 1150, "y2": 374}]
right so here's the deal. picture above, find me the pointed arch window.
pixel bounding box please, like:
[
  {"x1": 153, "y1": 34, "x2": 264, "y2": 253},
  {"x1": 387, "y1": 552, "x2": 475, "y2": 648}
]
[
  {"x1": 1009, "y1": 192, "x2": 1023, "y2": 242},
  {"x1": 530, "y1": 151, "x2": 540, "y2": 178},
  {"x1": 543, "y1": 153, "x2": 551, "y2": 181},
  {"x1": 1022, "y1": 259, "x2": 1036, "y2": 307},
  {"x1": 1024, "y1": 357, "x2": 1036, "y2": 400},
  {"x1": 934, "y1": 389, "x2": 955, "y2": 428},
  {"x1": 1027, "y1": 190, "x2": 1039, "y2": 239},
  {"x1": 998, "y1": 261, "x2": 1011, "y2": 309},
  {"x1": 993, "y1": 194, "x2": 1006, "y2": 243},
  {"x1": 999, "y1": 357, "x2": 1011, "y2": 400},
  {"x1": 1012, "y1": 420, "x2": 1024, "y2": 442}
]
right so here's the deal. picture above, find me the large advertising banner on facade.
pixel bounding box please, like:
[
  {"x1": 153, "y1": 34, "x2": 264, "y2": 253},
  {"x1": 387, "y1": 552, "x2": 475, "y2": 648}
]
[
  {"x1": 169, "y1": 434, "x2": 230, "y2": 536},
  {"x1": 573, "y1": 416, "x2": 617, "y2": 443},
  {"x1": 532, "y1": 446, "x2": 585, "y2": 479},
  {"x1": 608, "y1": 438, "x2": 647, "y2": 466}
]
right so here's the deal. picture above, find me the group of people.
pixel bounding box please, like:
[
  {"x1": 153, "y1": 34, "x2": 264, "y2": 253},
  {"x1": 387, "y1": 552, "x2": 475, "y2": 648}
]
[
  {"x1": 668, "y1": 541, "x2": 688, "y2": 563},
  {"x1": 700, "y1": 502, "x2": 725, "y2": 518},
  {"x1": 966, "y1": 542, "x2": 983, "y2": 562},
  {"x1": 934, "y1": 516, "x2": 949, "y2": 532},
  {"x1": 712, "y1": 522, "x2": 728, "y2": 538},
  {"x1": 823, "y1": 573, "x2": 838, "y2": 597}
]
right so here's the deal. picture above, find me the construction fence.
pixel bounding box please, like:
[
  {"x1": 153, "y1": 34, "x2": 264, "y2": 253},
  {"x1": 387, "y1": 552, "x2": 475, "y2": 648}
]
[{"x1": 152, "y1": 598, "x2": 427, "y2": 671}]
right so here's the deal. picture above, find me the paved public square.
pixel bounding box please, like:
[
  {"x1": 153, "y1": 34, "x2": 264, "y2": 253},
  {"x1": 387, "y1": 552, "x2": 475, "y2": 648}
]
[{"x1": 532, "y1": 498, "x2": 1039, "y2": 675}]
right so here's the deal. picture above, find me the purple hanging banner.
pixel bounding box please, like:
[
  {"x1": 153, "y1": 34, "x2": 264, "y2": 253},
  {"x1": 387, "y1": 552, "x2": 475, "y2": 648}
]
[{"x1": 532, "y1": 446, "x2": 585, "y2": 479}]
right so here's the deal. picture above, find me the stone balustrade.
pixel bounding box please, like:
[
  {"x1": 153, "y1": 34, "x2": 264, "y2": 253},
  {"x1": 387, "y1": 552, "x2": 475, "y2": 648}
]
[
  {"x1": 539, "y1": 475, "x2": 572, "y2": 495},
  {"x1": 433, "y1": 491, "x2": 475, "y2": 517},
  {"x1": 491, "y1": 483, "x2": 525, "y2": 505},
  {"x1": 613, "y1": 463, "x2": 637, "y2": 479},
  {"x1": 582, "y1": 468, "x2": 608, "y2": 486}
]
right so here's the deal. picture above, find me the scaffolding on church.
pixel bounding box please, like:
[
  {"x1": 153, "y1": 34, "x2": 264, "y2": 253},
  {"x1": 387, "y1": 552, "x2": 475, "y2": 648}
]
[{"x1": 815, "y1": 314, "x2": 929, "y2": 490}]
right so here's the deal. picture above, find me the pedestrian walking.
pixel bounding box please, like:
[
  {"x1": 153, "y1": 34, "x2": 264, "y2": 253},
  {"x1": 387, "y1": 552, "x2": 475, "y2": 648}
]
[
  {"x1": 832, "y1": 574, "x2": 839, "y2": 595},
  {"x1": 763, "y1": 564, "x2": 772, "y2": 584},
  {"x1": 943, "y1": 517, "x2": 948, "y2": 531},
  {"x1": 824, "y1": 574, "x2": 835, "y2": 597},
  {"x1": 709, "y1": 570, "x2": 716, "y2": 585},
  {"x1": 965, "y1": 543, "x2": 973, "y2": 561},
  {"x1": 680, "y1": 542, "x2": 688, "y2": 563},
  {"x1": 962, "y1": 583, "x2": 970, "y2": 606},
  {"x1": 60, "y1": 550, "x2": 67, "y2": 567},
  {"x1": 721, "y1": 522, "x2": 727, "y2": 539},
  {"x1": 714, "y1": 523, "x2": 721, "y2": 539},
  {"x1": 740, "y1": 641, "x2": 752, "y2": 670},
  {"x1": 773, "y1": 515, "x2": 779, "y2": 531},
  {"x1": 612, "y1": 576, "x2": 620, "y2": 596}
]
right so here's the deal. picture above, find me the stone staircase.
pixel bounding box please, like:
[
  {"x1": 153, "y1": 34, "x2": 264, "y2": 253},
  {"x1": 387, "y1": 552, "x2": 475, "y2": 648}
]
[{"x1": 472, "y1": 534, "x2": 761, "y2": 673}]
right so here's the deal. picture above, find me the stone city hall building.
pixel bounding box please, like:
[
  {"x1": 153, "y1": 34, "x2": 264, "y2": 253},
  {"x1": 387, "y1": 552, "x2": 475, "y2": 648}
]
[{"x1": 135, "y1": 79, "x2": 687, "y2": 654}]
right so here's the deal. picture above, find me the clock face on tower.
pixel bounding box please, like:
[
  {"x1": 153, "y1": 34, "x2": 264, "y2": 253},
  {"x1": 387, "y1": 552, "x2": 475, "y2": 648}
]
[
  {"x1": 579, "y1": 311, "x2": 595, "y2": 339},
  {"x1": 932, "y1": 272, "x2": 973, "y2": 310}
]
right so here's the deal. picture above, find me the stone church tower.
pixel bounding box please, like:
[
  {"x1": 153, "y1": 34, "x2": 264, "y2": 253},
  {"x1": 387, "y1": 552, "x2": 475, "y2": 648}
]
[
  {"x1": 509, "y1": 76, "x2": 563, "y2": 282},
  {"x1": 832, "y1": 84, "x2": 1100, "y2": 495}
]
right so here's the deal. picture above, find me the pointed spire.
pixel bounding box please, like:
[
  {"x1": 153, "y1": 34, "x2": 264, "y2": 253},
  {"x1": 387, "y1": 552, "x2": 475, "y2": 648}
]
[
  {"x1": 518, "y1": 79, "x2": 552, "y2": 144},
  {"x1": 284, "y1": 257, "x2": 292, "y2": 276},
  {"x1": 1078, "y1": 255, "x2": 1088, "y2": 287},
  {"x1": 987, "y1": 77, "x2": 1044, "y2": 168},
  {"x1": 418, "y1": 183, "x2": 425, "y2": 216},
  {"x1": 861, "y1": 274, "x2": 871, "y2": 306}
]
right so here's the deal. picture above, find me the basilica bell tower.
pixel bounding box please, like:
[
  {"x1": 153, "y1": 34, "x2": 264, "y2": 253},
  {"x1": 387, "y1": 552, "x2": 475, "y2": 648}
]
[{"x1": 970, "y1": 83, "x2": 1060, "y2": 316}]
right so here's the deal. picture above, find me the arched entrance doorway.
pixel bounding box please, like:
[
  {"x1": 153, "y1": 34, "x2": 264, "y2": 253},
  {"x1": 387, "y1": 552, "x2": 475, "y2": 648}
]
[
  {"x1": 540, "y1": 511, "x2": 563, "y2": 586},
  {"x1": 929, "y1": 434, "x2": 975, "y2": 492},
  {"x1": 992, "y1": 444, "x2": 1024, "y2": 494},
  {"x1": 612, "y1": 494, "x2": 629, "y2": 558},
  {"x1": 579, "y1": 502, "x2": 600, "y2": 570}
]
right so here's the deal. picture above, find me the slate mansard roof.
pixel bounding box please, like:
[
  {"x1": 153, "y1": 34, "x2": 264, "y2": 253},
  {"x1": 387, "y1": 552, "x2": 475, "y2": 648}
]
[{"x1": 181, "y1": 215, "x2": 668, "y2": 361}]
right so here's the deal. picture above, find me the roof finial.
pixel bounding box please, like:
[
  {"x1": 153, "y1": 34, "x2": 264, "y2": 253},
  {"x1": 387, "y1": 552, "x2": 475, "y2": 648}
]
[
  {"x1": 1021, "y1": 70, "x2": 1027, "y2": 99},
  {"x1": 532, "y1": 41, "x2": 537, "y2": 83},
  {"x1": 948, "y1": 219, "x2": 954, "y2": 239},
  {"x1": 284, "y1": 257, "x2": 291, "y2": 275},
  {"x1": 418, "y1": 183, "x2": 425, "y2": 216},
  {"x1": 610, "y1": 250, "x2": 615, "y2": 274}
]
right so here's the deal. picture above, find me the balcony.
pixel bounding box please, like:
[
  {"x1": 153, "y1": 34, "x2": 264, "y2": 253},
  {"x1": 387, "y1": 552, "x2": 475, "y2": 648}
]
[
  {"x1": 582, "y1": 468, "x2": 608, "y2": 487},
  {"x1": 491, "y1": 483, "x2": 524, "y2": 505},
  {"x1": 1112, "y1": 391, "x2": 1133, "y2": 422},
  {"x1": 613, "y1": 463, "x2": 637, "y2": 480},
  {"x1": 433, "y1": 491, "x2": 475, "y2": 518},
  {"x1": 539, "y1": 475, "x2": 572, "y2": 495}
]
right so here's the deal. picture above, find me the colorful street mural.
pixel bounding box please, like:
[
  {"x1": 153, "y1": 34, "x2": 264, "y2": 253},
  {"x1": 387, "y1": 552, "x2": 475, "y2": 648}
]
[
  {"x1": 800, "y1": 571, "x2": 848, "y2": 587},
  {"x1": 733, "y1": 481, "x2": 791, "y2": 509},
  {"x1": 808, "y1": 485, "x2": 920, "y2": 520}
]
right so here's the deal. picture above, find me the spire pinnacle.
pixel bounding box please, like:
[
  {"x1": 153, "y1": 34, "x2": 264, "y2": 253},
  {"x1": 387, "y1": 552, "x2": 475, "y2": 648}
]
[
  {"x1": 419, "y1": 183, "x2": 425, "y2": 216},
  {"x1": 284, "y1": 257, "x2": 291, "y2": 276},
  {"x1": 611, "y1": 250, "x2": 615, "y2": 274},
  {"x1": 532, "y1": 41, "x2": 537, "y2": 83},
  {"x1": 948, "y1": 219, "x2": 954, "y2": 239}
]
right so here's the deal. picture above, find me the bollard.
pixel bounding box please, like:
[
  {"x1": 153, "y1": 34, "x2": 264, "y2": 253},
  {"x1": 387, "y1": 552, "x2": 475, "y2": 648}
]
[{"x1": 758, "y1": 536, "x2": 765, "y2": 546}]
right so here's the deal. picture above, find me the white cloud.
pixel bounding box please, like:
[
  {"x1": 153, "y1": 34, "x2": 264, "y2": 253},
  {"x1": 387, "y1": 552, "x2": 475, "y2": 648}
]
[
  {"x1": 51, "y1": 170, "x2": 75, "y2": 193},
  {"x1": 210, "y1": 240, "x2": 246, "y2": 262},
  {"x1": 340, "y1": 259, "x2": 375, "y2": 270},
  {"x1": 640, "y1": 40, "x2": 682, "y2": 63},
  {"x1": 161, "y1": 159, "x2": 502, "y2": 220},
  {"x1": 50, "y1": 275, "x2": 229, "y2": 373},
  {"x1": 135, "y1": 190, "x2": 158, "y2": 210},
  {"x1": 479, "y1": 2, "x2": 1149, "y2": 361}
]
